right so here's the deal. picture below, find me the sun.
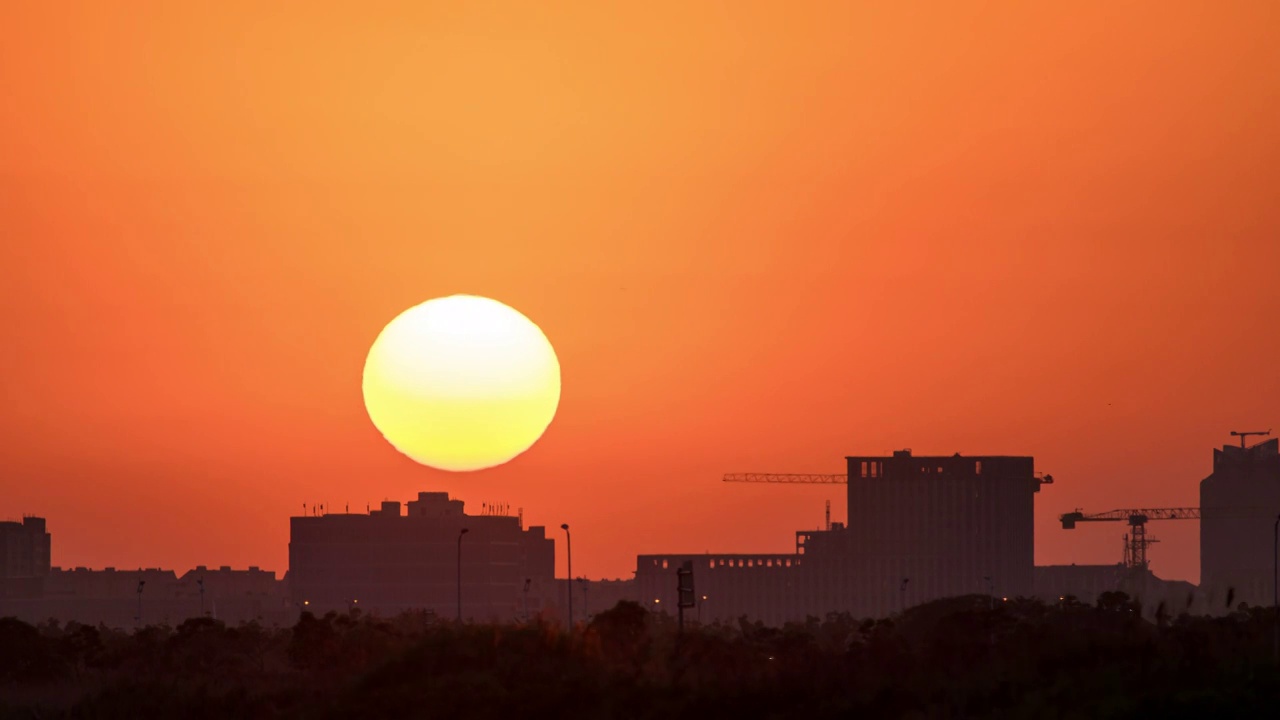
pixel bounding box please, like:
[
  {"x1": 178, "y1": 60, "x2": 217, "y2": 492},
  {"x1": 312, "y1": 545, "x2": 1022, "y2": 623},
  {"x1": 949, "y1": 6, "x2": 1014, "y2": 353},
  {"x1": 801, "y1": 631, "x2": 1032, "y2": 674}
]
[{"x1": 361, "y1": 295, "x2": 561, "y2": 472}]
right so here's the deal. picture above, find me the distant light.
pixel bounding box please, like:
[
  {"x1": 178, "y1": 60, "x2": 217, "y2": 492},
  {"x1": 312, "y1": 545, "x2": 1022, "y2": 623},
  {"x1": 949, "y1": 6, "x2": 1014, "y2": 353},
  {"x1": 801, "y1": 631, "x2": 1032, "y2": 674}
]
[
  {"x1": 1059, "y1": 596, "x2": 1065, "y2": 601},
  {"x1": 1002, "y1": 597, "x2": 1008, "y2": 602},
  {"x1": 654, "y1": 598, "x2": 661, "y2": 603},
  {"x1": 701, "y1": 595, "x2": 708, "y2": 601},
  {"x1": 304, "y1": 600, "x2": 310, "y2": 606},
  {"x1": 353, "y1": 599, "x2": 359, "y2": 604}
]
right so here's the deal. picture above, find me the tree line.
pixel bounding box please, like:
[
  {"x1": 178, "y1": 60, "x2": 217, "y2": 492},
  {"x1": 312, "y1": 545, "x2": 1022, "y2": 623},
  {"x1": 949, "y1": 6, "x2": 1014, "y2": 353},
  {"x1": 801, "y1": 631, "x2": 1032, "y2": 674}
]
[{"x1": 1, "y1": 592, "x2": 1278, "y2": 719}]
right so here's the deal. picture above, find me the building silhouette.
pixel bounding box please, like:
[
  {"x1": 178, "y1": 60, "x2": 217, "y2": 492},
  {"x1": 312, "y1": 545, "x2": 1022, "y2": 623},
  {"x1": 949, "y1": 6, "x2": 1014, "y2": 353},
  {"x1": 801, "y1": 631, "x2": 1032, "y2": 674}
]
[
  {"x1": 0, "y1": 566, "x2": 289, "y2": 627},
  {"x1": 1200, "y1": 437, "x2": 1280, "y2": 608},
  {"x1": 638, "y1": 450, "x2": 1046, "y2": 622},
  {"x1": 287, "y1": 491, "x2": 555, "y2": 621},
  {"x1": 5, "y1": 436, "x2": 1274, "y2": 628},
  {"x1": 0, "y1": 516, "x2": 52, "y2": 600},
  {"x1": 833, "y1": 450, "x2": 1042, "y2": 617},
  {"x1": 637, "y1": 552, "x2": 802, "y2": 625}
]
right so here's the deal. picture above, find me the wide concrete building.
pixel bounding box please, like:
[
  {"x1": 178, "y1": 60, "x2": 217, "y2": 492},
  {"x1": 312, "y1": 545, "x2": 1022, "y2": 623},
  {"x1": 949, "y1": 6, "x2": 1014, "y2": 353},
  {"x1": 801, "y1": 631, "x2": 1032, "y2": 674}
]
[
  {"x1": 288, "y1": 491, "x2": 555, "y2": 621},
  {"x1": 636, "y1": 552, "x2": 803, "y2": 626},
  {"x1": 1200, "y1": 437, "x2": 1280, "y2": 609}
]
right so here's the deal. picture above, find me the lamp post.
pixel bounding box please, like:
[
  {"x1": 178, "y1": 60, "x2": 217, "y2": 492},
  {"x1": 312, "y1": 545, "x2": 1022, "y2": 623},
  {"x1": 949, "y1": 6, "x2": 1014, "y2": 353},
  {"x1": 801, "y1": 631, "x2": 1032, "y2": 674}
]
[
  {"x1": 135, "y1": 579, "x2": 146, "y2": 628},
  {"x1": 523, "y1": 578, "x2": 531, "y2": 623},
  {"x1": 457, "y1": 528, "x2": 469, "y2": 623},
  {"x1": 561, "y1": 524, "x2": 573, "y2": 627}
]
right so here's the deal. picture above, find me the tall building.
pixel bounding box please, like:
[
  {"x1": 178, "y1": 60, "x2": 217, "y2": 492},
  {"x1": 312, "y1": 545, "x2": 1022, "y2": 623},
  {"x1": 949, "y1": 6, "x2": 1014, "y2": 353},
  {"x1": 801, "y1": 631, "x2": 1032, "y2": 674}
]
[
  {"x1": 288, "y1": 491, "x2": 555, "y2": 621},
  {"x1": 832, "y1": 450, "x2": 1044, "y2": 618},
  {"x1": 0, "y1": 516, "x2": 52, "y2": 599},
  {"x1": 1200, "y1": 437, "x2": 1280, "y2": 608}
]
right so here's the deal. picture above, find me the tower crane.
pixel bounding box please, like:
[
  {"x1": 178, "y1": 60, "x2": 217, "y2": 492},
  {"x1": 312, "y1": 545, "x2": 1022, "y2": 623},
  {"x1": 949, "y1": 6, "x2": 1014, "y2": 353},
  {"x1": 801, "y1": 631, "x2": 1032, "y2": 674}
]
[
  {"x1": 1059, "y1": 507, "x2": 1200, "y2": 570},
  {"x1": 1229, "y1": 429, "x2": 1270, "y2": 448}
]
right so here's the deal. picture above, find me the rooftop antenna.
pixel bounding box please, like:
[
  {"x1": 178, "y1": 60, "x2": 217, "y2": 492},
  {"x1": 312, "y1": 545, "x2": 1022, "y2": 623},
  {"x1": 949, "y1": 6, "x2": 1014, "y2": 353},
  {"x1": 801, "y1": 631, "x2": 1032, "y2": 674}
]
[{"x1": 1230, "y1": 429, "x2": 1271, "y2": 449}]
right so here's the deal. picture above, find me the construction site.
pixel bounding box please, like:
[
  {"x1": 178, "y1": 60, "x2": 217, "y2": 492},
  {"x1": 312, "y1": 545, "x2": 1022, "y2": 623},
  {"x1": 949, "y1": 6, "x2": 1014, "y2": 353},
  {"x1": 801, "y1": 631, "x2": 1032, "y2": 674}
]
[{"x1": 639, "y1": 430, "x2": 1280, "y2": 624}]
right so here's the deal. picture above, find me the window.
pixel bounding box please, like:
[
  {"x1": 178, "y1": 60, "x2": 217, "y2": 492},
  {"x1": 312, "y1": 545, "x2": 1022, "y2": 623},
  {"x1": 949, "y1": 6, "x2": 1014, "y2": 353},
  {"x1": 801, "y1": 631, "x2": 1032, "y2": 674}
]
[
  {"x1": 976, "y1": 461, "x2": 982, "y2": 475},
  {"x1": 861, "y1": 461, "x2": 868, "y2": 478}
]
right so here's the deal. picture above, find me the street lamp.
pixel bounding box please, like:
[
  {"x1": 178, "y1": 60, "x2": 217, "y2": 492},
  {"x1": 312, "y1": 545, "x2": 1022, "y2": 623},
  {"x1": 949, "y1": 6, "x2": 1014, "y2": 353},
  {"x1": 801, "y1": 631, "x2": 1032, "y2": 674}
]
[
  {"x1": 561, "y1": 524, "x2": 572, "y2": 627},
  {"x1": 699, "y1": 594, "x2": 708, "y2": 624},
  {"x1": 457, "y1": 528, "x2": 469, "y2": 623},
  {"x1": 135, "y1": 579, "x2": 146, "y2": 628},
  {"x1": 523, "y1": 578, "x2": 531, "y2": 623}
]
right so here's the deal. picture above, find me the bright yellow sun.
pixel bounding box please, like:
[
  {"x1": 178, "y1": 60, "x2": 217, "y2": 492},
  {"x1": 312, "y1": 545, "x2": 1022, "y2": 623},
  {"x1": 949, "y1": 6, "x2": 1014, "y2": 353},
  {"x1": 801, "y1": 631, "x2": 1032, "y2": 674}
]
[{"x1": 361, "y1": 295, "x2": 561, "y2": 472}]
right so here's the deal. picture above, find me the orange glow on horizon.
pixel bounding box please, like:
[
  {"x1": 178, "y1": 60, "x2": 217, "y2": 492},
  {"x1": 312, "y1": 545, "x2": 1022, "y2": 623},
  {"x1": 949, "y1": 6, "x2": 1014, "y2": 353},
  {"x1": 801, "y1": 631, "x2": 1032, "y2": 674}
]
[{"x1": 1, "y1": 2, "x2": 1278, "y2": 585}]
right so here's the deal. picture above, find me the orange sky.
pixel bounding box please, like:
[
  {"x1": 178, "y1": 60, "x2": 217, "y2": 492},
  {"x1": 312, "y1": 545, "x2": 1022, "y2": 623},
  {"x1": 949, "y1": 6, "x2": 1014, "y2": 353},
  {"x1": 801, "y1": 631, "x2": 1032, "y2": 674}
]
[{"x1": 2, "y1": 2, "x2": 1278, "y2": 585}]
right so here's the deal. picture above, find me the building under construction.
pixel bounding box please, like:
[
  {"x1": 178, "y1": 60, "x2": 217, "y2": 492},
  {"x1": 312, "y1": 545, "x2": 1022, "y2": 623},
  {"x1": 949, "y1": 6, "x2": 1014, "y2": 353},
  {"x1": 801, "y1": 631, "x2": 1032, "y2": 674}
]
[
  {"x1": 287, "y1": 491, "x2": 555, "y2": 621},
  {"x1": 1200, "y1": 435, "x2": 1280, "y2": 608},
  {"x1": 638, "y1": 449, "x2": 1050, "y2": 622}
]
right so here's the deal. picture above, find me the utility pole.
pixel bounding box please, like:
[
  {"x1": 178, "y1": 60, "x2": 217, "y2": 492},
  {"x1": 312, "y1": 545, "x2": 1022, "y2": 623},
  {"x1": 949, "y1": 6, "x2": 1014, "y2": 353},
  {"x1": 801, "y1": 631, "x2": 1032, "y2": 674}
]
[
  {"x1": 561, "y1": 524, "x2": 572, "y2": 627},
  {"x1": 456, "y1": 528, "x2": 468, "y2": 623},
  {"x1": 899, "y1": 578, "x2": 910, "y2": 614}
]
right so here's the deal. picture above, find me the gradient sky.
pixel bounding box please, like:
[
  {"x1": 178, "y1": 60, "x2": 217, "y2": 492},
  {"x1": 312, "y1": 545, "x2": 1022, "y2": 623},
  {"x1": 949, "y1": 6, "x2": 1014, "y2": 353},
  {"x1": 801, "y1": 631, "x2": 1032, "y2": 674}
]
[{"x1": 2, "y1": 2, "x2": 1278, "y2": 585}]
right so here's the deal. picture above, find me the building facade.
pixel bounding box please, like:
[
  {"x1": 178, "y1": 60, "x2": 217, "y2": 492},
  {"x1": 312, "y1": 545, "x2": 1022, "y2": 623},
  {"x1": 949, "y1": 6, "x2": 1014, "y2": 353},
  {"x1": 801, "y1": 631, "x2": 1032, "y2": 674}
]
[
  {"x1": 1200, "y1": 437, "x2": 1280, "y2": 608},
  {"x1": 836, "y1": 450, "x2": 1042, "y2": 618},
  {"x1": 633, "y1": 450, "x2": 1046, "y2": 625},
  {"x1": 0, "y1": 516, "x2": 52, "y2": 600},
  {"x1": 288, "y1": 491, "x2": 555, "y2": 621},
  {"x1": 636, "y1": 553, "x2": 804, "y2": 626}
]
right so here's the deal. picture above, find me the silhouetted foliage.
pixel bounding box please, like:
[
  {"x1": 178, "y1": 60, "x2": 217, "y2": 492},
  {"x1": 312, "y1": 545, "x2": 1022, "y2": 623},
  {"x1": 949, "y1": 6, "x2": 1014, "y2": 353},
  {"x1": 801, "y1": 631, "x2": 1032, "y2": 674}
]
[{"x1": 1, "y1": 595, "x2": 1278, "y2": 719}]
